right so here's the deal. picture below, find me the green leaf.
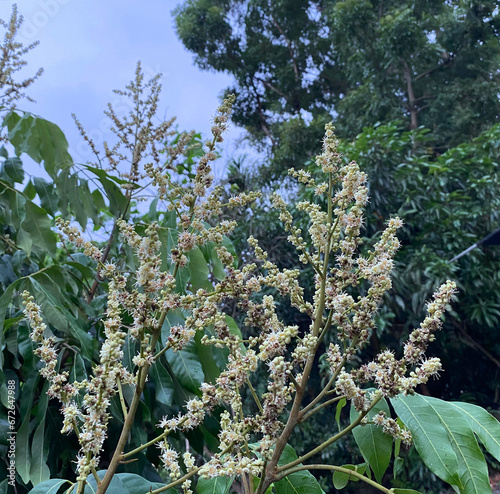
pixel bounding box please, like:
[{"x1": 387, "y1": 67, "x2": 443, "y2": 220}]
[
  {"x1": 275, "y1": 444, "x2": 325, "y2": 494},
  {"x1": 69, "y1": 354, "x2": 88, "y2": 383},
  {"x1": 29, "y1": 416, "x2": 50, "y2": 485},
  {"x1": 448, "y1": 401, "x2": 500, "y2": 463},
  {"x1": 332, "y1": 464, "x2": 366, "y2": 489},
  {"x1": 350, "y1": 394, "x2": 392, "y2": 483},
  {"x1": 4, "y1": 156, "x2": 24, "y2": 183},
  {"x1": 149, "y1": 361, "x2": 175, "y2": 406},
  {"x1": 17, "y1": 227, "x2": 33, "y2": 256},
  {"x1": 188, "y1": 246, "x2": 212, "y2": 291},
  {"x1": 82, "y1": 165, "x2": 128, "y2": 216},
  {"x1": 195, "y1": 330, "x2": 221, "y2": 384},
  {"x1": 393, "y1": 456, "x2": 404, "y2": 479},
  {"x1": 0, "y1": 281, "x2": 20, "y2": 378},
  {"x1": 166, "y1": 339, "x2": 204, "y2": 395},
  {"x1": 115, "y1": 473, "x2": 167, "y2": 492},
  {"x1": 83, "y1": 471, "x2": 166, "y2": 494},
  {"x1": 197, "y1": 476, "x2": 233, "y2": 494},
  {"x1": 392, "y1": 394, "x2": 491, "y2": 493},
  {"x1": 16, "y1": 399, "x2": 32, "y2": 484},
  {"x1": 33, "y1": 177, "x2": 59, "y2": 215},
  {"x1": 392, "y1": 490, "x2": 423, "y2": 494},
  {"x1": 336, "y1": 397, "x2": 346, "y2": 431},
  {"x1": 22, "y1": 201, "x2": 57, "y2": 257},
  {"x1": 27, "y1": 479, "x2": 71, "y2": 493},
  {"x1": 5, "y1": 111, "x2": 73, "y2": 178}
]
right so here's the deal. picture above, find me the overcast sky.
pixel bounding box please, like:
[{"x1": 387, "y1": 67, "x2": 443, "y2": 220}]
[{"x1": 0, "y1": 1, "x2": 247, "y2": 179}]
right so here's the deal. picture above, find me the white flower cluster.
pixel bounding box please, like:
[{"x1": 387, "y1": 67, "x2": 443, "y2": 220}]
[{"x1": 23, "y1": 92, "x2": 457, "y2": 494}]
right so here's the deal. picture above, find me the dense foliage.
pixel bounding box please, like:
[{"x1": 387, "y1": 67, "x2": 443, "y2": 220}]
[
  {"x1": 0, "y1": 4, "x2": 500, "y2": 494},
  {"x1": 175, "y1": 0, "x2": 500, "y2": 176}
]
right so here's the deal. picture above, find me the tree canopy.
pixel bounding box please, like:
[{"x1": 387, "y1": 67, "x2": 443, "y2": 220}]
[{"x1": 175, "y1": 0, "x2": 500, "y2": 175}]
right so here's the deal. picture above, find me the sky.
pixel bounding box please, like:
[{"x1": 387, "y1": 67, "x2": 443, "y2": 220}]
[{"x1": 0, "y1": 0, "x2": 248, "y2": 180}]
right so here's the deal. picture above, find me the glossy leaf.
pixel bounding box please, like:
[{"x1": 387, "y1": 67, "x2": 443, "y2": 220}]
[
  {"x1": 392, "y1": 394, "x2": 491, "y2": 493},
  {"x1": 27, "y1": 479, "x2": 71, "y2": 493},
  {"x1": 392, "y1": 490, "x2": 423, "y2": 494},
  {"x1": 448, "y1": 401, "x2": 500, "y2": 463},
  {"x1": 350, "y1": 394, "x2": 392, "y2": 483},
  {"x1": 335, "y1": 397, "x2": 346, "y2": 431},
  {"x1": 149, "y1": 361, "x2": 175, "y2": 406},
  {"x1": 197, "y1": 476, "x2": 233, "y2": 494},
  {"x1": 29, "y1": 416, "x2": 50, "y2": 485},
  {"x1": 188, "y1": 245, "x2": 212, "y2": 291},
  {"x1": 166, "y1": 339, "x2": 204, "y2": 395},
  {"x1": 332, "y1": 464, "x2": 366, "y2": 489},
  {"x1": 275, "y1": 444, "x2": 325, "y2": 494}
]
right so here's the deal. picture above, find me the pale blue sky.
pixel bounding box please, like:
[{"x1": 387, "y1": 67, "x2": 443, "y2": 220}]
[{"x1": 0, "y1": 1, "x2": 248, "y2": 179}]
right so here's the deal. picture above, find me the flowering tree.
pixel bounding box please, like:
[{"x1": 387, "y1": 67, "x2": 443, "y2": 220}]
[{"x1": 1, "y1": 6, "x2": 500, "y2": 494}]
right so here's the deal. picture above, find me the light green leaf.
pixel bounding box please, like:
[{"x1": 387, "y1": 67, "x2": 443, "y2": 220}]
[
  {"x1": 350, "y1": 394, "x2": 392, "y2": 483},
  {"x1": 188, "y1": 246, "x2": 212, "y2": 291},
  {"x1": 83, "y1": 471, "x2": 166, "y2": 494},
  {"x1": 392, "y1": 394, "x2": 491, "y2": 493},
  {"x1": 336, "y1": 397, "x2": 346, "y2": 431},
  {"x1": 392, "y1": 490, "x2": 423, "y2": 494},
  {"x1": 115, "y1": 473, "x2": 167, "y2": 492},
  {"x1": 275, "y1": 444, "x2": 325, "y2": 494},
  {"x1": 197, "y1": 476, "x2": 233, "y2": 494},
  {"x1": 27, "y1": 479, "x2": 71, "y2": 493},
  {"x1": 391, "y1": 394, "x2": 460, "y2": 487},
  {"x1": 448, "y1": 401, "x2": 500, "y2": 463},
  {"x1": 332, "y1": 464, "x2": 366, "y2": 489}
]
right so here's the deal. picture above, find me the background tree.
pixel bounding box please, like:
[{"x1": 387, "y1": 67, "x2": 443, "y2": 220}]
[
  {"x1": 175, "y1": 6, "x2": 500, "y2": 490},
  {"x1": 175, "y1": 0, "x2": 500, "y2": 177}
]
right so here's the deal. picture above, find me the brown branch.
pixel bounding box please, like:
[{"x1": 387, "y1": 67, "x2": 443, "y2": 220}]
[
  {"x1": 456, "y1": 321, "x2": 500, "y2": 370},
  {"x1": 402, "y1": 60, "x2": 418, "y2": 130}
]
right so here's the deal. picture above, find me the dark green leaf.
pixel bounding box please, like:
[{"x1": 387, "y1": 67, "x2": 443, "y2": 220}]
[
  {"x1": 5, "y1": 111, "x2": 73, "y2": 178},
  {"x1": 33, "y1": 177, "x2": 59, "y2": 215},
  {"x1": 29, "y1": 416, "x2": 50, "y2": 485},
  {"x1": 149, "y1": 361, "x2": 175, "y2": 406},
  {"x1": 4, "y1": 157, "x2": 24, "y2": 183},
  {"x1": 22, "y1": 201, "x2": 57, "y2": 257},
  {"x1": 350, "y1": 394, "x2": 392, "y2": 483},
  {"x1": 166, "y1": 339, "x2": 204, "y2": 395}
]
